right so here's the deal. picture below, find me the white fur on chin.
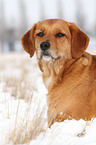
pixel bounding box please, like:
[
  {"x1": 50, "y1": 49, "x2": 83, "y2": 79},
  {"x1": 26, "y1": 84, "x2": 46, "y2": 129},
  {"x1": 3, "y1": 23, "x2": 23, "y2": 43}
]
[{"x1": 42, "y1": 56, "x2": 52, "y2": 61}]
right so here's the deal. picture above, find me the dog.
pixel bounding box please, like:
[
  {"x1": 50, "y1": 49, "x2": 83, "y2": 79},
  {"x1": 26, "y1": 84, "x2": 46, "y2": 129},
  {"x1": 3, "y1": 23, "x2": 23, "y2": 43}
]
[{"x1": 21, "y1": 19, "x2": 96, "y2": 127}]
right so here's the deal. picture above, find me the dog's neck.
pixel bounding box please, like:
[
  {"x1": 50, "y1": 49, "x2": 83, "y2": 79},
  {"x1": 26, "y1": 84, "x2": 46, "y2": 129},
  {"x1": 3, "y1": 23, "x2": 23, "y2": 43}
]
[
  {"x1": 58, "y1": 58, "x2": 77, "y2": 82},
  {"x1": 39, "y1": 57, "x2": 77, "y2": 92}
]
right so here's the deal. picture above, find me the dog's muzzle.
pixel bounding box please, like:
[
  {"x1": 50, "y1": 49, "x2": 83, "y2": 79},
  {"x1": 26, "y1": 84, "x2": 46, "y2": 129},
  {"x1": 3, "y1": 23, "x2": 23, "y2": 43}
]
[
  {"x1": 40, "y1": 41, "x2": 52, "y2": 60},
  {"x1": 39, "y1": 41, "x2": 61, "y2": 61}
]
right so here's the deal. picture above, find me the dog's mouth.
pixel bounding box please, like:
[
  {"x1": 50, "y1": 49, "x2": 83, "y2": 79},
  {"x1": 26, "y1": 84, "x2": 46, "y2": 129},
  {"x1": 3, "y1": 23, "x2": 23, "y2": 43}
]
[
  {"x1": 41, "y1": 51, "x2": 51, "y2": 57},
  {"x1": 40, "y1": 51, "x2": 61, "y2": 61},
  {"x1": 41, "y1": 51, "x2": 54, "y2": 58},
  {"x1": 40, "y1": 51, "x2": 53, "y2": 61}
]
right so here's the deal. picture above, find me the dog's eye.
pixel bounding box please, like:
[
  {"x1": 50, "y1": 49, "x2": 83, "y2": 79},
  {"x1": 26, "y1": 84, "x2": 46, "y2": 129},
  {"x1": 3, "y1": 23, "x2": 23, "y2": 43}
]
[
  {"x1": 56, "y1": 33, "x2": 65, "y2": 37},
  {"x1": 37, "y1": 32, "x2": 44, "y2": 37}
]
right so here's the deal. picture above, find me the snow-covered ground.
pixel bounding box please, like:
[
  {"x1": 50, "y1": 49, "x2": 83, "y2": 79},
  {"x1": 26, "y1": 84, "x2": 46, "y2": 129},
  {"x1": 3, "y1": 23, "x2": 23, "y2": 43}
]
[{"x1": 0, "y1": 50, "x2": 96, "y2": 145}]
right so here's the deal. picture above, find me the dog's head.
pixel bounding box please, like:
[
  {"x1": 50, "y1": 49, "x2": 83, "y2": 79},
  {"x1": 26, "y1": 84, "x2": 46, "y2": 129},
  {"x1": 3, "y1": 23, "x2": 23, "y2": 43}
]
[{"x1": 21, "y1": 19, "x2": 89, "y2": 60}]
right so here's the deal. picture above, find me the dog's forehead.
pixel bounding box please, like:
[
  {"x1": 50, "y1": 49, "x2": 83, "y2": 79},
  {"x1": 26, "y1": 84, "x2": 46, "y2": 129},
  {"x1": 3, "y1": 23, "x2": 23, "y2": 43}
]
[{"x1": 36, "y1": 19, "x2": 69, "y2": 32}]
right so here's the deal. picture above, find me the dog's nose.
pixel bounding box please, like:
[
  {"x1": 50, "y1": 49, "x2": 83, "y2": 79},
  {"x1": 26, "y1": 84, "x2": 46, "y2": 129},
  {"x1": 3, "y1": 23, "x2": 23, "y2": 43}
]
[{"x1": 40, "y1": 41, "x2": 50, "y2": 51}]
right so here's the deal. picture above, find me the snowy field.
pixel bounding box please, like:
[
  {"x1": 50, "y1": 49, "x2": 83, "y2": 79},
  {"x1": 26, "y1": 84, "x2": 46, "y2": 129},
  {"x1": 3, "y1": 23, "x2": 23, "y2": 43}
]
[{"x1": 0, "y1": 50, "x2": 96, "y2": 145}]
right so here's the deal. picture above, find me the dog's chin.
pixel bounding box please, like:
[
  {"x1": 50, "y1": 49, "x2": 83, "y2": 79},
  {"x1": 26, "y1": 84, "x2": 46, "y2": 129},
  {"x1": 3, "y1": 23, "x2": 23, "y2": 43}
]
[
  {"x1": 42, "y1": 55, "x2": 52, "y2": 61},
  {"x1": 40, "y1": 55, "x2": 61, "y2": 62},
  {"x1": 37, "y1": 50, "x2": 61, "y2": 62}
]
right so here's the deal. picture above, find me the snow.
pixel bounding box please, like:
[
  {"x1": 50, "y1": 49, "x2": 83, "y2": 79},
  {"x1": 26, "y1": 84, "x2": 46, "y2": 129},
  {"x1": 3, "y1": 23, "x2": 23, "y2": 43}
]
[{"x1": 0, "y1": 52, "x2": 96, "y2": 145}]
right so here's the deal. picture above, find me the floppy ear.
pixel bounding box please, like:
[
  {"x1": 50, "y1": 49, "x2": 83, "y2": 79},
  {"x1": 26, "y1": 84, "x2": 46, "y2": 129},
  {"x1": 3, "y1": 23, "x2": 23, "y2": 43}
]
[
  {"x1": 21, "y1": 24, "x2": 37, "y2": 57},
  {"x1": 68, "y1": 23, "x2": 89, "y2": 59}
]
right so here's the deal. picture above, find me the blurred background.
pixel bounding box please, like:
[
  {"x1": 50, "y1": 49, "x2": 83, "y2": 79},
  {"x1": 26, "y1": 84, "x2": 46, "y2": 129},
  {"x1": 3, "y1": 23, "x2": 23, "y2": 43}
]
[{"x1": 0, "y1": 0, "x2": 96, "y2": 53}]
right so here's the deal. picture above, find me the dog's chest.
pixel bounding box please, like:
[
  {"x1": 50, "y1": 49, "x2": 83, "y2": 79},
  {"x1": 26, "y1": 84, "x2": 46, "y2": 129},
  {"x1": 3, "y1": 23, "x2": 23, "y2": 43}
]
[
  {"x1": 42, "y1": 63, "x2": 57, "y2": 90},
  {"x1": 44, "y1": 76, "x2": 52, "y2": 89},
  {"x1": 41, "y1": 60, "x2": 62, "y2": 91}
]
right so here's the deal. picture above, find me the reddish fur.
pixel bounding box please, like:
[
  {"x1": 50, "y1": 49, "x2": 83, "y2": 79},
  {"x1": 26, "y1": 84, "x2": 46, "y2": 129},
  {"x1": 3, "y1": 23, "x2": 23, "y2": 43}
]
[{"x1": 21, "y1": 19, "x2": 96, "y2": 127}]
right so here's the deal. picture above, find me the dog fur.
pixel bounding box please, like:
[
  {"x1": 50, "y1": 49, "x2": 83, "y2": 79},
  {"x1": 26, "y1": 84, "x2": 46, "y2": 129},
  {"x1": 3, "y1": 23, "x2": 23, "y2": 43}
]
[{"x1": 21, "y1": 19, "x2": 96, "y2": 127}]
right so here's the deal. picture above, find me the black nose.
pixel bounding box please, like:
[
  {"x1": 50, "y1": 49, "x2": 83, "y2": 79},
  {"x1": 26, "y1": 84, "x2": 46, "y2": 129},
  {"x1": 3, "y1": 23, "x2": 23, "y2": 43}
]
[{"x1": 40, "y1": 41, "x2": 50, "y2": 51}]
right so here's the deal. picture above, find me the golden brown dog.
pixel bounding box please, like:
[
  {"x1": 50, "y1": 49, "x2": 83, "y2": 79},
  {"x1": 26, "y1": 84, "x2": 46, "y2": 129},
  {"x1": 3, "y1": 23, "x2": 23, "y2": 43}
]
[{"x1": 21, "y1": 19, "x2": 96, "y2": 127}]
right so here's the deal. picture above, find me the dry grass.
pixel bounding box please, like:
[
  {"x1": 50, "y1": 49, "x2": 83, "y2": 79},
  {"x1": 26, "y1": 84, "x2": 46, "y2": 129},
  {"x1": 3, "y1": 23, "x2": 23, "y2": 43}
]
[
  {"x1": 0, "y1": 53, "x2": 47, "y2": 144},
  {"x1": 3, "y1": 76, "x2": 34, "y2": 102},
  {"x1": 0, "y1": 53, "x2": 38, "y2": 102},
  {"x1": 9, "y1": 104, "x2": 46, "y2": 144}
]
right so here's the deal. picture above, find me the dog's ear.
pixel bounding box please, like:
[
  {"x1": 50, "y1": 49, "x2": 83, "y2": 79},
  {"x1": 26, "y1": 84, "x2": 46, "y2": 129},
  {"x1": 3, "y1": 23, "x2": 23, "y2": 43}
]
[
  {"x1": 21, "y1": 23, "x2": 37, "y2": 57},
  {"x1": 68, "y1": 23, "x2": 89, "y2": 59}
]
